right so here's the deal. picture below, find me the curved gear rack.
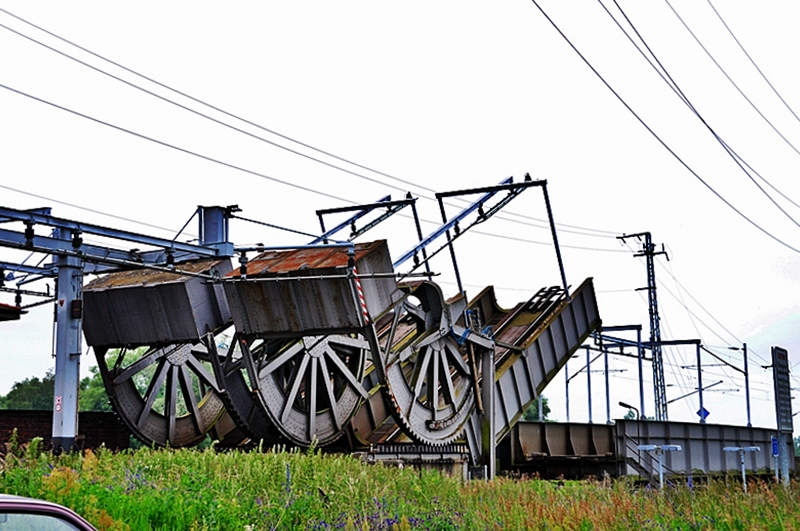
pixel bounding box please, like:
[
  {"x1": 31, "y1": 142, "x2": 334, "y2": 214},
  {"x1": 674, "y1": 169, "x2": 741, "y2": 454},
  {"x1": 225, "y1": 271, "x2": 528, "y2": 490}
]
[{"x1": 375, "y1": 282, "x2": 476, "y2": 446}]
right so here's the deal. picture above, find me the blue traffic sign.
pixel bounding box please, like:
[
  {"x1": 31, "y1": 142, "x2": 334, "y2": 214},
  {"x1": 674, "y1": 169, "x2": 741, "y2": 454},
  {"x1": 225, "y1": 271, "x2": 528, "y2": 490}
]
[
  {"x1": 697, "y1": 407, "x2": 710, "y2": 421},
  {"x1": 771, "y1": 435, "x2": 779, "y2": 457}
]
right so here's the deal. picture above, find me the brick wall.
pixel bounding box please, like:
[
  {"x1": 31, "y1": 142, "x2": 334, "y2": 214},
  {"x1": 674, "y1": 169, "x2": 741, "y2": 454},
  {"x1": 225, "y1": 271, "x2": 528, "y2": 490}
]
[{"x1": 0, "y1": 410, "x2": 130, "y2": 451}]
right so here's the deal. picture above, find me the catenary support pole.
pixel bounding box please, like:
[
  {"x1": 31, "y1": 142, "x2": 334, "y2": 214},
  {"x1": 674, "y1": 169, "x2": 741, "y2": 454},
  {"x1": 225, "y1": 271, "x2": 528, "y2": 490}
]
[
  {"x1": 565, "y1": 359, "x2": 570, "y2": 423},
  {"x1": 604, "y1": 337, "x2": 611, "y2": 424},
  {"x1": 743, "y1": 343, "x2": 751, "y2": 427},
  {"x1": 697, "y1": 343, "x2": 705, "y2": 424},
  {"x1": 481, "y1": 345, "x2": 496, "y2": 479},
  {"x1": 52, "y1": 228, "x2": 83, "y2": 452},
  {"x1": 637, "y1": 327, "x2": 645, "y2": 420},
  {"x1": 586, "y1": 346, "x2": 593, "y2": 424}
]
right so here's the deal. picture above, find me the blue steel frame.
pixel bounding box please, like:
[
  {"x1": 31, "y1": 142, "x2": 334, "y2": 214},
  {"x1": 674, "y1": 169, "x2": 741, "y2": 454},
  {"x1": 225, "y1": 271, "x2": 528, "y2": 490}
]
[{"x1": 0, "y1": 205, "x2": 235, "y2": 452}]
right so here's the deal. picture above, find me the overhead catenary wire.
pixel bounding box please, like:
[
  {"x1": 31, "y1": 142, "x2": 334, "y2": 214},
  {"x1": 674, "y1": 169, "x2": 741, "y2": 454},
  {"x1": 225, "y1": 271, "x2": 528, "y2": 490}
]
[
  {"x1": 664, "y1": 0, "x2": 800, "y2": 169},
  {"x1": 0, "y1": 8, "x2": 620, "y2": 241},
  {"x1": 0, "y1": 82, "x2": 361, "y2": 206},
  {"x1": 705, "y1": 0, "x2": 800, "y2": 125},
  {"x1": 0, "y1": 183, "x2": 183, "y2": 236},
  {"x1": 598, "y1": 0, "x2": 800, "y2": 229},
  {"x1": 0, "y1": 80, "x2": 630, "y2": 255},
  {"x1": 531, "y1": 0, "x2": 800, "y2": 254}
]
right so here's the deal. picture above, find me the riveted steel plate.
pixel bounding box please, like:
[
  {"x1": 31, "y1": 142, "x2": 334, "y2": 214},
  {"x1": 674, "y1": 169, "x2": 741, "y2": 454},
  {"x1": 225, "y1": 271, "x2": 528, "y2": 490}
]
[{"x1": 83, "y1": 259, "x2": 233, "y2": 347}]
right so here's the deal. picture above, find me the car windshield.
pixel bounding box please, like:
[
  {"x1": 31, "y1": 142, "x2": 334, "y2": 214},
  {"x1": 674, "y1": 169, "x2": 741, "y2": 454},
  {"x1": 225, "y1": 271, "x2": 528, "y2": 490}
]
[{"x1": 0, "y1": 512, "x2": 84, "y2": 531}]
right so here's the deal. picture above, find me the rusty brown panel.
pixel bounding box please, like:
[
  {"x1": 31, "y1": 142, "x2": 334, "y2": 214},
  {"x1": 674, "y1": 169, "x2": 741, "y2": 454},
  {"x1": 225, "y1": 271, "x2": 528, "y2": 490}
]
[
  {"x1": 544, "y1": 423, "x2": 569, "y2": 456},
  {"x1": 592, "y1": 424, "x2": 615, "y2": 456},
  {"x1": 227, "y1": 240, "x2": 390, "y2": 278},
  {"x1": 569, "y1": 424, "x2": 591, "y2": 456},
  {"x1": 223, "y1": 240, "x2": 399, "y2": 335},
  {"x1": 516, "y1": 423, "x2": 546, "y2": 458}
]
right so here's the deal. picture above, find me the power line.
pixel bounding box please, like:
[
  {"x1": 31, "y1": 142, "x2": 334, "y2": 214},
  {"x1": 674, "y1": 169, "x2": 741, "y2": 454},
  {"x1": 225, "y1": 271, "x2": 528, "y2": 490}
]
[
  {"x1": 0, "y1": 183, "x2": 182, "y2": 236},
  {"x1": 528, "y1": 0, "x2": 800, "y2": 255},
  {"x1": 0, "y1": 82, "x2": 360, "y2": 206},
  {"x1": 664, "y1": 0, "x2": 800, "y2": 167},
  {"x1": 598, "y1": 0, "x2": 800, "y2": 230},
  {"x1": 0, "y1": 7, "x2": 621, "y2": 241},
  {"x1": 0, "y1": 82, "x2": 630, "y2": 259},
  {"x1": 705, "y1": 0, "x2": 800, "y2": 125}
]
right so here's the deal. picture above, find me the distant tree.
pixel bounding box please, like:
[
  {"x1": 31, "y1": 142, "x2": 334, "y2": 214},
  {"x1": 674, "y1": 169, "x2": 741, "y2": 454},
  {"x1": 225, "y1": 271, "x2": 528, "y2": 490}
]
[
  {"x1": 794, "y1": 436, "x2": 800, "y2": 457},
  {"x1": 0, "y1": 368, "x2": 55, "y2": 410},
  {"x1": 79, "y1": 366, "x2": 112, "y2": 412},
  {"x1": 0, "y1": 365, "x2": 112, "y2": 412},
  {"x1": 624, "y1": 409, "x2": 637, "y2": 420},
  {"x1": 522, "y1": 396, "x2": 551, "y2": 421}
]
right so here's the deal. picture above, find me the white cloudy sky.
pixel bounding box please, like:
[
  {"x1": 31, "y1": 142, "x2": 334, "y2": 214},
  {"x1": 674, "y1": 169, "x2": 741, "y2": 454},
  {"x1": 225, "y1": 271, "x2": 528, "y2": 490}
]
[{"x1": 1, "y1": 1, "x2": 799, "y2": 433}]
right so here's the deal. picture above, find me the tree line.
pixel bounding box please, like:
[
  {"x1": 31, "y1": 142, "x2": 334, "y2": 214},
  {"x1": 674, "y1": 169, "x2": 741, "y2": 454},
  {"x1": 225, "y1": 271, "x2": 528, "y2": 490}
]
[{"x1": 0, "y1": 366, "x2": 111, "y2": 412}]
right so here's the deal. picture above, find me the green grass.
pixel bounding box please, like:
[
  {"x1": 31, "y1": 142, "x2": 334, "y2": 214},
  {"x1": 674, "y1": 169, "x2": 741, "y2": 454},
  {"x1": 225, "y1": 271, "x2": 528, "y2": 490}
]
[{"x1": 1, "y1": 437, "x2": 799, "y2": 530}]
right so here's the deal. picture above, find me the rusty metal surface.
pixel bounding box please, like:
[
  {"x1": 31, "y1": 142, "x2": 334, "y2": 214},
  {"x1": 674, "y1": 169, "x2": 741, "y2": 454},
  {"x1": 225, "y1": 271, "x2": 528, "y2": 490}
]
[
  {"x1": 83, "y1": 259, "x2": 233, "y2": 347},
  {"x1": 511, "y1": 422, "x2": 615, "y2": 460},
  {"x1": 491, "y1": 279, "x2": 600, "y2": 444},
  {"x1": 223, "y1": 240, "x2": 400, "y2": 336},
  {"x1": 616, "y1": 419, "x2": 794, "y2": 477},
  {"x1": 505, "y1": 420, "x2": 789, "y2": 480},
  {"x1": 459, "y1": 278, "x2": 600, "y2": 462},
  {"x1": 84, "y1": 260, "x2": 225, "y2": 289}
]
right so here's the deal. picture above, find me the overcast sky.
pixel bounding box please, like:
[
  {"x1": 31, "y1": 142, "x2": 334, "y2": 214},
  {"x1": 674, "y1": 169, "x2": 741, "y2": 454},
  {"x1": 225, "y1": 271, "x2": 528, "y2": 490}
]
[{"x1": 1, "y1": 1, "x2": 799, "y2": 433}]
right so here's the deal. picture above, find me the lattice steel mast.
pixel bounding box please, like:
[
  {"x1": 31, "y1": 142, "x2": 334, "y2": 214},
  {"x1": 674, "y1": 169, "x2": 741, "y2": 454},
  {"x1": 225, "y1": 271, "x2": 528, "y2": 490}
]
[{"x1": 619, "y1": 232, "x2": 669, "y2": 421}]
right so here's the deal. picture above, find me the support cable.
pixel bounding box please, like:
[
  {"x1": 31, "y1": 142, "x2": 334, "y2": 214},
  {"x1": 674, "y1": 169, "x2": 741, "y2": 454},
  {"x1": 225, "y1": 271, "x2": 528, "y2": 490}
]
[
  {"x1": 599, "y1": 0, "x2": 800, "y2": 227},
  {"x1": 0, "y1": 82, "x2": 628, "y2": 255},
  {"x1": 0, "y1": 8, "x2": 620, "y2": 240},
  {"x1": 705, "y1": 0, "x2": 800, "y2": 125},
  {"x1": 664, "y1": 0, "x2": 800, "y2": 165},
  {"x1": 528, "y1": 0, "x2": 800, "y2": 255}
]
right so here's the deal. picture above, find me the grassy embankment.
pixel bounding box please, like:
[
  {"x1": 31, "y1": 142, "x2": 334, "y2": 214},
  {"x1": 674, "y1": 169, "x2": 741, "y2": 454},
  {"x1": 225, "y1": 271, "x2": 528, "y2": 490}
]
[{"x1": 1, "y1": 436, "x2": 799, "y2": 531}]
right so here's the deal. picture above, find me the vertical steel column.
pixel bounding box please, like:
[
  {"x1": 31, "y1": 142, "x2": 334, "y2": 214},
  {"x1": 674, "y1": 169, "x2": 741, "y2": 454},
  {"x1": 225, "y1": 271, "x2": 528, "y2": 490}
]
[
  {"x1": 199, "y1": 206, "x2": 233, "y2": 255},
  {"x1": 565, "y1": 359, "x2": 570, "y2": 423},
  {"x1": 743, "y1": 343, "x2": 751, "y2": 427},
  {"x1": 637, "y1": 327, "x2": 645, "y2": 420},
  {"x1": 480, "y1": 346, "x2": 496, "y2": 479},
  {"x1": 586, "y1": 346, "x2": 593, "y2": 424},
  {"x1": 52, "y1": 228, "x2": 83, "y2": 452},
  {"x1": 696, "y1": 343, "x2": 705, "y2": 424},
  {"x1": 619, "y1": 232, "x2": 668, "y2": 420},
  {"x1": 604, "y1": 339, "x2": 611, "y2": 424},
  {"x1": 778, "y1": 432, "x2": 790, "y2": 486}
]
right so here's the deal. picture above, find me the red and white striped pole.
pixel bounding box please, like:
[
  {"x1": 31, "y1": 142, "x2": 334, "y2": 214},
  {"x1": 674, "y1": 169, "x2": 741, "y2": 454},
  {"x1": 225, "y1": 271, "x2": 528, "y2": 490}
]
[{"x1": 353, "y1": 267, "x2": 370, "y2": 324}]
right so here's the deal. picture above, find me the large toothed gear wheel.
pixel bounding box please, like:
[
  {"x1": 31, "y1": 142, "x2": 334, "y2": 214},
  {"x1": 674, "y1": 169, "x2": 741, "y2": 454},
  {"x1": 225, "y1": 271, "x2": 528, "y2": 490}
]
[
  {"x1": 226, "y1": 333, "x2": 369, "y2": 446},
  {"x1": 206, "y1": 334, "x2": 284, "y2": 446},
  {"x1": 94, "y1": 342, "x2": 228, "y2": 448},
  {"x1": 377, "y1": 283, "x2": 476, "y2": 446}
]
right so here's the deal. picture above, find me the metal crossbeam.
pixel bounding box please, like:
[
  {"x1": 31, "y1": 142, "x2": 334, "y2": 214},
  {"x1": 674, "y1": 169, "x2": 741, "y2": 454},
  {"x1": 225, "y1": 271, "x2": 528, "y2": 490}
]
[{"x1": 0, "y1": 206, "x2": 229, "y2": 258}]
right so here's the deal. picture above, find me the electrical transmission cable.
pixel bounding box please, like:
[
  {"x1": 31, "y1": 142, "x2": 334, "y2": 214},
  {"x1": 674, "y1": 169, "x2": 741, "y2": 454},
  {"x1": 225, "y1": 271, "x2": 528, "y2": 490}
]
[
  {"x1": 705, "y1": 0, "x2": 800, "y2": 125},
  {"x1": 599, "y1": 0, "x2": 800, "y2": 229},
  {"x1": 0, "y1": 183, "x2": 180, "y2": 235},
  {"x1": 527, "y1": 0, "x2": 800, "y2": 255},
  {"x1": 0, "y1": 82, "x2": 361, "y2": 206},
  {"x1": 0, "y1": 7, "x2": 619, "y2": 241},
  {"x1": 0, "y1": 81, "x2": 629, "y2": 256},
  {"x1": 664, "y1": 0, "x2": 800, "y2": 165}
]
